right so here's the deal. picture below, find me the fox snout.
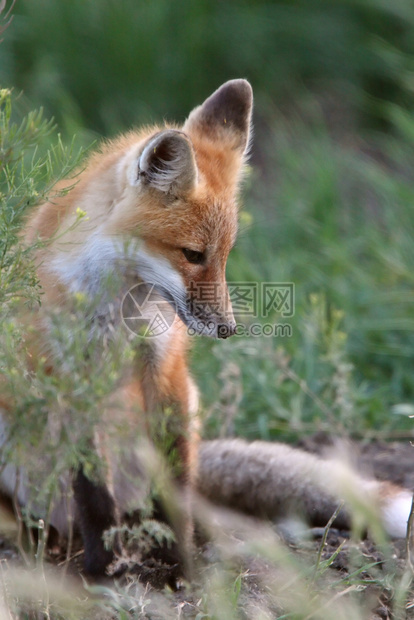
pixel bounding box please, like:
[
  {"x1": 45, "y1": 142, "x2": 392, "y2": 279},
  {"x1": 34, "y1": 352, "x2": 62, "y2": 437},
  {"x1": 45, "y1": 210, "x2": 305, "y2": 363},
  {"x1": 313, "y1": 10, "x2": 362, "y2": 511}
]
[
  {"x1": 182, "y1": 282, "x2": 237, "y2": 339},
  {"x1": 185, "y1": 314, "x2": 237, "y2": 339},
  {"x1": 217, "y1": 320, "x2": 237, "y2": 339}
]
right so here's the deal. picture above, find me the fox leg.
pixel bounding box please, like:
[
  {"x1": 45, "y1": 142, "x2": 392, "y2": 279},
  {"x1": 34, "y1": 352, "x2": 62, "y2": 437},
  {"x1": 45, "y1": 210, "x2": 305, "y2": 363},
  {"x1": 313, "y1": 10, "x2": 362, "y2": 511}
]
[
  {"x1": 72, "y1": 468, "x2": 119, "y2": 575},
  {"x1": 139, "y1": 360, "x2": 199, "y2": 578},
  {"x1": 71, "y1": 368, "x2": 199, "y2": 578},
  {"x1": 72, "y1": 429, "x2": 122, "y2": 576}
]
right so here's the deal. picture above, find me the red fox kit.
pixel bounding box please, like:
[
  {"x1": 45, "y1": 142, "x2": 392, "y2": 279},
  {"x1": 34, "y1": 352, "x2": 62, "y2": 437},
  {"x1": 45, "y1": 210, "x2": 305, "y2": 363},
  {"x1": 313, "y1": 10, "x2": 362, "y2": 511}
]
[
  {"x1": 3, "y1": 80, "x2": 253, "y2": 576},
  {"x1": 0, "y1": 80, "x2": 411, "y2": 579}
]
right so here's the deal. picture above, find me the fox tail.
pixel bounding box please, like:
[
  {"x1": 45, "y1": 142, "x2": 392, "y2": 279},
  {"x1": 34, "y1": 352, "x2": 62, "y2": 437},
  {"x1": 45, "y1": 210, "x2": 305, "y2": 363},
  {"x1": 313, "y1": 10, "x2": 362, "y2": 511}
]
[{"x1": 197, "y1": 439, "x2": 412, "y2": 539}]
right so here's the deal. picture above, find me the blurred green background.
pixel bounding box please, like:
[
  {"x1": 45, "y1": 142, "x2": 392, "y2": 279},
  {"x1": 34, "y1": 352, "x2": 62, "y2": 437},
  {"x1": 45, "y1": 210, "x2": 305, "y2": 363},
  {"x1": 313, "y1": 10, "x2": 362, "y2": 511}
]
[{"x1": 2, "y1": 0, "x2": 414, "y2": 441}]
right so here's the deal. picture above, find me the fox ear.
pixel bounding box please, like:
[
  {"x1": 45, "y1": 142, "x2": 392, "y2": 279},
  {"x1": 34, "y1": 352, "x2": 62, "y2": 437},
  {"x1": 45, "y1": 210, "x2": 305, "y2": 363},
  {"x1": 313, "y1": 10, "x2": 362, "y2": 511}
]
[
  {"x1": 133, "y1": 130, "x2": 198, "y2": 195},
  {"x1": 183, "y1": 79, "x2": 253, "y2": 154}
]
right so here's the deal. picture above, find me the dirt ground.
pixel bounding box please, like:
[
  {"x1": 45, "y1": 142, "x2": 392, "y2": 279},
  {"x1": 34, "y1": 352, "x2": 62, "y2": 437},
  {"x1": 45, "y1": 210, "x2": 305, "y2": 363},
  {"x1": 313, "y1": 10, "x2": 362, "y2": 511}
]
[
  {"x1": 299, "y1": 434, "x2": 414, "y2": 491},
  {"x1": 1, "y1": 436, "x2": 414, "y2": 619}
]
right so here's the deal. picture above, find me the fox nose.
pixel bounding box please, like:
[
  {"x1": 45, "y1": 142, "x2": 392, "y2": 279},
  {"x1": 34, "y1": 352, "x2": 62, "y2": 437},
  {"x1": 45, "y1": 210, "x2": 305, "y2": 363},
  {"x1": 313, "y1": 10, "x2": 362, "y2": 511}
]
[{"x1": 217, "y1": 321, "x2": 237, "y2": 339}]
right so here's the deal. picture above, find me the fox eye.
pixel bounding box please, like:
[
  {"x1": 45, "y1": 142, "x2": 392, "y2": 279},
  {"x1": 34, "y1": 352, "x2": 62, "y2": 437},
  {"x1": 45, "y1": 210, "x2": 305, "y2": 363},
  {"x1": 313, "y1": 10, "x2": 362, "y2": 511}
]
[{"x1": 182, "y1": 248, "x2": 205, "y2": 264}]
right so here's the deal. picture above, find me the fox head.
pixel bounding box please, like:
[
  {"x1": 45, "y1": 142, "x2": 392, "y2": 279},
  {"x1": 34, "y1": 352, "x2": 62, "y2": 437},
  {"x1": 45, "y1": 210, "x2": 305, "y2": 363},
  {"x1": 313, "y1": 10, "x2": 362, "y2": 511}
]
[
  {"x1": 42, "y1": 80, "x2": 252, "y2": 339},
  {"x1": 113, "y1": 79, "x2": 253, "y2": 339}
]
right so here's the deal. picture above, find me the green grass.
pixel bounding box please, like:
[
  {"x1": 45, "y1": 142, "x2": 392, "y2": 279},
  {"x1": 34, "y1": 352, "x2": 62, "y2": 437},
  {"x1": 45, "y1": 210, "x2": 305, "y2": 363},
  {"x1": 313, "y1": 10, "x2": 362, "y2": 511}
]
[
  {"x1": 3, "y1": 0, "x2": 414, "y2": 137},
  {"x1": 193, "y1": 103, "x2": 414, "y2": 442}
]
